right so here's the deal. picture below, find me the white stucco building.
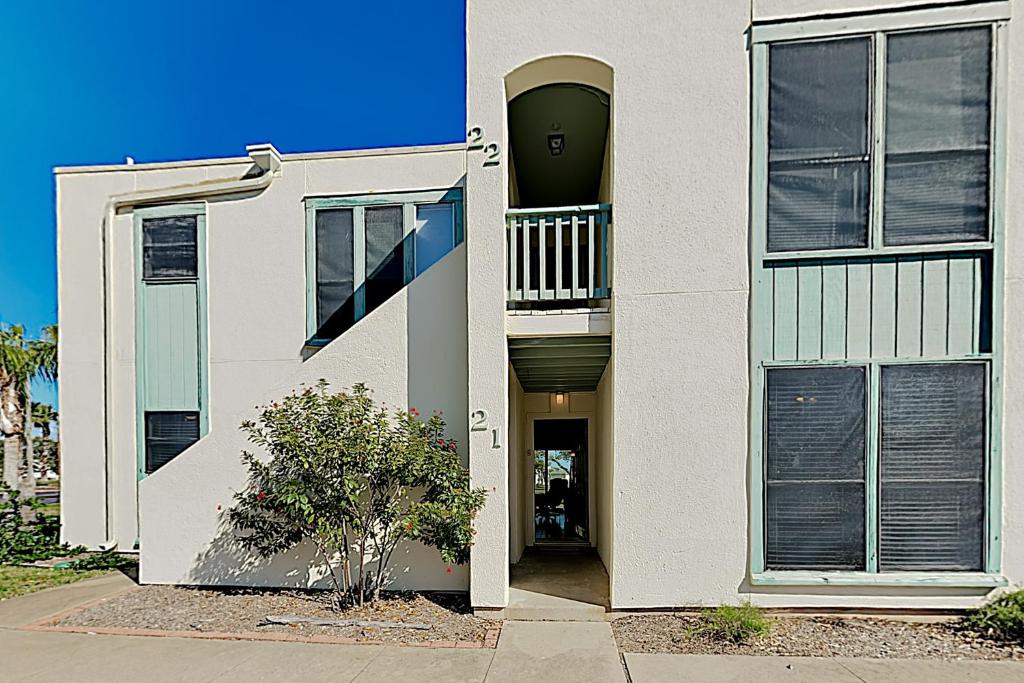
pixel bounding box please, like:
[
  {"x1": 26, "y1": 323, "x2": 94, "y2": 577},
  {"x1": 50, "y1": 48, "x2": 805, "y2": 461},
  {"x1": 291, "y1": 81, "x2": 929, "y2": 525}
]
[{"x1": 57, "y1": 0, "x2": 1024, "y2": 612}]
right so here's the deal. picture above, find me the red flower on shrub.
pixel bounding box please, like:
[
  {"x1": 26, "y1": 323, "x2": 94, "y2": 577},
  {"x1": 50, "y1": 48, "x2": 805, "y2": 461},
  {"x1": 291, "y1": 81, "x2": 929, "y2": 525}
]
[{"x1": 256, "y1": 491, "x2": 267, "y2": 502}]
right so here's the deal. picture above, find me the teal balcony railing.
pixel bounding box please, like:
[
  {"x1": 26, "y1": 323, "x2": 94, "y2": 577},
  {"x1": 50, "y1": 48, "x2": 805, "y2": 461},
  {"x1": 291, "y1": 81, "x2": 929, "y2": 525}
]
[{"x1": 506, "y1": 204, "x2": 611, "y2": 303}]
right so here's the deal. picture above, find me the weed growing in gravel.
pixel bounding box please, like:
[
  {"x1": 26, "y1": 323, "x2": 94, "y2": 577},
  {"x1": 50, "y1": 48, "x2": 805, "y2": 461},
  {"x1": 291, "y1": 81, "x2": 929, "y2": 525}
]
[
  {"x1": 691, "y1": 602, "x2": 769, "y2": 643},
  {"x1": 962, "y1": 589, "x2": 1024, "y2": 643}
]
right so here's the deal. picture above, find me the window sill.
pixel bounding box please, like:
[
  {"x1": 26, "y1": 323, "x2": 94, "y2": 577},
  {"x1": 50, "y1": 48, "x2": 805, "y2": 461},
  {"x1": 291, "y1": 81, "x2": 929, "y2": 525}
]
[
  {"x1": 304, "y1": 337, "x2": 333, "y2": 349},
  {"x1": 762, "y1": 241, "x2": 993, "y2": 262},
  {"x1": 751, "y1": 571, "x2": 1007, "y2": 588}
]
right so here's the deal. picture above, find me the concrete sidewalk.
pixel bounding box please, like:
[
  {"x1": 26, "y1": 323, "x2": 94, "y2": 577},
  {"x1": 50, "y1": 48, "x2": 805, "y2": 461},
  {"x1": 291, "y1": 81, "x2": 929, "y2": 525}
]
[
  {"x1": 624, "y1": 653, "x2": 1024, "y2": 682},
  {"x1": 2, "y1": 575, "x2": 1023, "y2": 682}
]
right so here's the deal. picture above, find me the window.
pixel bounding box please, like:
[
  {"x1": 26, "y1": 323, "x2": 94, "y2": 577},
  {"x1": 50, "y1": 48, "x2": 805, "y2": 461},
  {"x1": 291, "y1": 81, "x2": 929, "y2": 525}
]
[
  {"x1": 752, "y1": 11, "x2": 1005, "y2": 583},
  {"x1": 879, "y1": 364, "x2": 986, "y2": 571},
  {"x1": 764, "y1": 362, "x2": 987, "y2": 573},
  {"x1": 142, "y1": 215, "x2": 198, "y2": 279},
  {"x1": 884, "y1": 28, "x2": 991, "y2": 245},
  {"x1": 306, "y1": 189, "x2": 462, "y2": 343},
  {"x1": 364, "y1": 206, "x2": 406, "y2": 312},
  {"x1": 768, "y1": 38, "x2": 871, "y2": 252},
  {"x1": 766, "y1": 367, "x2": 866, "y2": 570},
  {"x1": 144, "y1": 411, "x2": 200, "y2": 474},
  {"x1": 766, "y1": 27, "x2": 993, "y2": 252}
]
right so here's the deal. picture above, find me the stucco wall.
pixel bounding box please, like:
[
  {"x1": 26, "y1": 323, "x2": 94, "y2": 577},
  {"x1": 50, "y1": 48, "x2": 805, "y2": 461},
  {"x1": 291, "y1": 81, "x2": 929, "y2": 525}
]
[
  {"x1": 58, "y1": 146, "x2": 472, "y2": 590},
  {"x1": 468, "y1": 0, "x2": 1022, "y2": 609}
]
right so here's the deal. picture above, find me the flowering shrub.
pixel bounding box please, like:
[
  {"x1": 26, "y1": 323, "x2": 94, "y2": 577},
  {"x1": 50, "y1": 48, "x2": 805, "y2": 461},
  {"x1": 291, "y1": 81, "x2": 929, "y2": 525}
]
[{"x1": 228, "y1": 381, "x2": 486, "y2": 607}]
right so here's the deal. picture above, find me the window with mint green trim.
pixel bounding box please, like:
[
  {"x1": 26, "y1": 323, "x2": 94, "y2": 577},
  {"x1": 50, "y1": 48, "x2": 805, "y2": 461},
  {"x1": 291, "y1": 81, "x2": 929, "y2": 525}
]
[
  {"x1": 134, "y1": 203, "x2": 209, "y2": 480},
  {"x1": 750, "y1": 9, "x2": 1007, "y2": 585},
  {"x1": 304, "y1": 188, "x2": 463, "y2": 345},
  {"x1": 765, "y1": 26, "x2": 993, "y2": 254}
]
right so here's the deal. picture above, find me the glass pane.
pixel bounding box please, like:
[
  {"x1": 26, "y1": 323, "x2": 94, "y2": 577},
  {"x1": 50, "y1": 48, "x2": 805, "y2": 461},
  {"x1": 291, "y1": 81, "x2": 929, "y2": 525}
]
[
  {"x1": 315, "y1": 208, "x2": 354, "y2": 331},
  {"x1": 766, "y1": 367, "x2": 866, "y2": 570},
  {"x1": 879, "y1": 363, "x2": 985, "y2": 571},
  {"x1": 769, "y1": 38, "x2": 870, "y2": 161},
  {"x1": 145, "y1": 411, "x2": 200, "y2": 474},
  {"x1": 768, "y1": 38, "x2": 871, "y2": 252},
  {"x1": 884, "y1": 28, "x2": 991, "y2": 245},
  {"x1": 364, "y1": 206, "x2": 405, "y2": 314},
  {"x1": 767, "y1": 161, "x2": 870, "y2": 251},
  {"x1": 415, "y1": 203, "x2": 455, "y2": 277},
  {"x1": 767, "y1": 482, "x2": 866, "y2": 570},
  {"x1": 142, "y1": 215, "x2": 198, "y2": 279}
]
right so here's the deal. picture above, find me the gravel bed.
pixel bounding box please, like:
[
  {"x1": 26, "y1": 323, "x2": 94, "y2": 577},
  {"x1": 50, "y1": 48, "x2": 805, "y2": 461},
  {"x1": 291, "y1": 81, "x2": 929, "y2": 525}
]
[
  {"x1": 58, "y1": 585, "x2": 493, "y2": 645},
  {"x1": 612, "y1": 614, "x2": 1024, "y2": 661}
]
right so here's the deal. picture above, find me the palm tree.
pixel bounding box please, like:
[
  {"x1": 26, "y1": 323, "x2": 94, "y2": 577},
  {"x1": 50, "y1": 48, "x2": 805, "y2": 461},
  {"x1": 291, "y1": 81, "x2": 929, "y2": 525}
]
[
  {"x1": 0, "y1": 324, "x2": 57, "y2": 500},
  {"x1": 31, "y1": 402, "x2": 59, "y2": 478}
]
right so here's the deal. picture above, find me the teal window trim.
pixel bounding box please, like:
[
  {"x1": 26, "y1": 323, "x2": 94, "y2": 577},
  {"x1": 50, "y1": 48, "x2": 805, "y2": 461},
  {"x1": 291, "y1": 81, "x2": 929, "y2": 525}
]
[
  {"x1": 749, "y1": 2, "x2": 1009, "y2": 45},
  {"x1": 303, "y1": 187, "x2": 464, "y2": 345},
  {"x1": 748, "y1": 18, "x2": 1008, "y2": 584},
  {"x1": 751, "y1": 571, "x2": 1007, "y2": 588},
  {"x1": 133, "y1": 203, "x2": 209, "y2": 481}
]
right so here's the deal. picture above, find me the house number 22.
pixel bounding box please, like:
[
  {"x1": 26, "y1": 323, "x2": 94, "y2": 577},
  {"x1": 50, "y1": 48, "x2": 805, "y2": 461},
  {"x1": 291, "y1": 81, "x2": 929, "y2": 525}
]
[{"x1": 470, "y1": 409, "x2": 502, "y2": 449}]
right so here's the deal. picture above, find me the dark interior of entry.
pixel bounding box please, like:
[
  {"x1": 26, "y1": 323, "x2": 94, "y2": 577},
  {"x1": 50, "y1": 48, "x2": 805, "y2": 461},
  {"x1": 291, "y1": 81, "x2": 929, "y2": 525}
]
[{"x1": 508, "y1": 83, "x2": 610, "y2": 208}]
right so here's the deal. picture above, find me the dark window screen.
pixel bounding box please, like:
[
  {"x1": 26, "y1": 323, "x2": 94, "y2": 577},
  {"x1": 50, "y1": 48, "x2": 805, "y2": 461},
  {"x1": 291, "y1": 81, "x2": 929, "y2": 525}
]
[
  {"x1": 768, "y1": 38, "x2": 871, "y2": 252},
  {"x1": 143, "y1": 216, "x2": 198, "y2": 279},
  {"x1": 879, "y1": 364, "x2": 985, "y2": 571},
  {"x1": 364, "y1": 206, "x2": 406, "y2": 314},
  {"x1": 766, "y1": 367, "x2": 866, "y2": 570},
  {"x1": 145, "y1": 411, "x2": 200, "y2": 474},
  {"x1": 315, "y1": 208, "x2": 355, "y2": 331},
  {"x1": 884, "y1": 28, "x2": 991, "y2": 246}
]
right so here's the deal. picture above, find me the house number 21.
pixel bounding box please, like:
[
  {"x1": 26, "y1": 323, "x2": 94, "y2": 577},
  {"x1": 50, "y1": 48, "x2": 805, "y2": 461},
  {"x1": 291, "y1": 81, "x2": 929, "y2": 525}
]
[{"x1": 470, "y1": 409, "x2": 502, "y2": 449}]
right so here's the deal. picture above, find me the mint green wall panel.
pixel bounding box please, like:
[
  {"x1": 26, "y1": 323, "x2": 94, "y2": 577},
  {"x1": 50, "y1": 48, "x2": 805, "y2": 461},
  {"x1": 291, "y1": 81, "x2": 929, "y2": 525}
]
[
  {"x1": 768, "y1": 253, "x2": 984, "y2": 362},
  {"x1": 921, "y1": 258, "x2": 950, "y2": 356},
  {"x1": 772, "y1": 267, "x2": 798, "y2": 360},
  {"x1": 797, "y1": 262, "x2": 823, "y2": 360},
  {"x1": 143, "y1": 283, "x2": 200, "y2": 411},
  {"x1": 821, "y1": 261, "x2": 848, "y2": 359},
  {"x1": 896, "y1": 258, "x2": 923, "y2": 357},
  {"x1": 947, "y1": 257, "x2": 977, "y2": 355},
  {"x1": 846, "y1": 261, "x2": 872, "y2": 358},
  {"x1": 870, "y1": 260, "x2": 897, "y2": 358}
]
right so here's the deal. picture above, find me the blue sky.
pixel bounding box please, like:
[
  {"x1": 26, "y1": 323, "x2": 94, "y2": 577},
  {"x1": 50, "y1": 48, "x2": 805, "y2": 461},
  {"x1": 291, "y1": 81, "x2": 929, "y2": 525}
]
[{"x1": 0, "y1": 1, "x2": 467, "y2": 408}]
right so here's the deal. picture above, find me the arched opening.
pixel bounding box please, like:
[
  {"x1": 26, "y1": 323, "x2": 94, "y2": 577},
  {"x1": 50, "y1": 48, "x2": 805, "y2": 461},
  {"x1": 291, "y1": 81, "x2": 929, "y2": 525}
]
[
  {"x1": 505, "y1": 56, "x2": 614, "y2": 210},
  {"x1": 508, "y1": 83, "x2": 610, "y2": 208}
]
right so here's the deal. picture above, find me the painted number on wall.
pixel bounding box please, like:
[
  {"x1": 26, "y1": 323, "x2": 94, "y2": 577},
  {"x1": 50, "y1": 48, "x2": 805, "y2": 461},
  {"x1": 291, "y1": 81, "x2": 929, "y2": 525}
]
[{"x1": 470, "y1": 409, "x2": 502, "y2": 449}]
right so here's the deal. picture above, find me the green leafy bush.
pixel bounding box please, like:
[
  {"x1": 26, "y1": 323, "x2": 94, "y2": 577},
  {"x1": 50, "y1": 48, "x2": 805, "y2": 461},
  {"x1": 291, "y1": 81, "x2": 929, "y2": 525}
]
[
  {"x1": 66, "y1": 550, "x2": 138, "y2": 571},
  {"x1": 962, "y1": 589, "x2": 1024, "y2": 643},
  {"x1": 0, "y1": 485, "x2": 83, "y2": 563},
  {"x1": 229, "y1": 381, "x2": 487, "y2": 608},
  {"x1": 692, "y1": 603, "x2": 769, "y2": 643}
]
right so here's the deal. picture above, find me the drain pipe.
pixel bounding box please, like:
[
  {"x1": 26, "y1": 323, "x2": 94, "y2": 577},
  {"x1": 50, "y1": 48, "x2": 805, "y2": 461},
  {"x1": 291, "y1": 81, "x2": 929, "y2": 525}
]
[{"x1": 97, "y1": 143, "x2": 281, "y2": 551}]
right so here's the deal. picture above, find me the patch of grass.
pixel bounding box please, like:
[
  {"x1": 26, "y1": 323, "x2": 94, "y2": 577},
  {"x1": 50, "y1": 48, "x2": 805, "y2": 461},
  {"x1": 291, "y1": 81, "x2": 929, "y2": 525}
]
[
  {"x1": 36, "y1": 504, "x2": 60, "y2": 517},
  {"x1": 962, "y1": 589, "x2": 1024, "y2": 643},
  {"x1": 0, "y1": 566, "x2": 107, "y2": 601},
  {"x1": 691, "y1": 602, "x2": 769, "y2": 643}
]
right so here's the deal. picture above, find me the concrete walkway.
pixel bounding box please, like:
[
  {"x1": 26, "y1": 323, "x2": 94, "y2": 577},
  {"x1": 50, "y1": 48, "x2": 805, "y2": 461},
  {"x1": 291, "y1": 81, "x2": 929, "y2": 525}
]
[
  {"x1": 2, "y1": 575, "x2": 1023, "y2": 682},
  {"x1": 508, "y1": 547, "x2": 609, "y2": 621},
  {"x1": 624, "y1": 653, "x2": 1024, "y2": 682}
]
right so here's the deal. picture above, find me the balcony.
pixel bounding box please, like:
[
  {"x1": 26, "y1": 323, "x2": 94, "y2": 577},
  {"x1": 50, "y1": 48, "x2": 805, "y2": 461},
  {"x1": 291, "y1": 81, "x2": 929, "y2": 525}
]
[{"x1": 506, "y1": 204, "x2": 611, "y2": 305}]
